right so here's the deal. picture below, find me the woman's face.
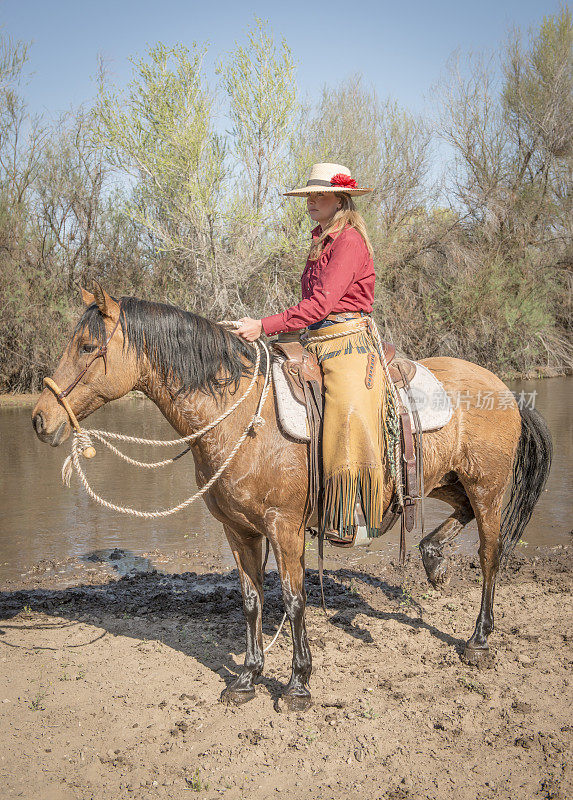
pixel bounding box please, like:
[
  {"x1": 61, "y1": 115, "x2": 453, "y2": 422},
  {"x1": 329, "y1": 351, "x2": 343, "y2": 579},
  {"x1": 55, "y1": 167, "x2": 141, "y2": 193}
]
[{"x1": 306, "y1": 192, "x2": 342, "y2": 224}]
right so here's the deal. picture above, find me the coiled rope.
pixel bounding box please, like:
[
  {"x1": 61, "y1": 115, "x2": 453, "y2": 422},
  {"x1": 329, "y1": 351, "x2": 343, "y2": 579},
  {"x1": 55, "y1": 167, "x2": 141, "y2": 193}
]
[
  {"x1": 61, "y1": 325, "x2": 272, "y2": 518},
  {"x1": 57, "y1": 322, "x2": 286, "y2": 650}
]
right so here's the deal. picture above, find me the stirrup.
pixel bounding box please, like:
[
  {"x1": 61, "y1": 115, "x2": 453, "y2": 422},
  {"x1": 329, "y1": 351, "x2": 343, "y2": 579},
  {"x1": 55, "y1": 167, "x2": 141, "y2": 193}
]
[{"x1": 325, "y1": 525, "x2": 358, "y2": 548}]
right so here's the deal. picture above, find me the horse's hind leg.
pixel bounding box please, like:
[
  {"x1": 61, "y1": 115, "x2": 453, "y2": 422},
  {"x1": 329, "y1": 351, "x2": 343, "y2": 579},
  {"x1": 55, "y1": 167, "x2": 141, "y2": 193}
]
[
  {"x1": 271, "y1": 522, "x2": 312, "y2": 712},
  {"x1": 458, "y1": 479, "x2": 505, "y2": 666},
  {"x1": 220, "y1": 525, "x2": 265, "y2": 705},
  {"x1": 420, "y1": 480, "x2": 475, "y2": 587}
]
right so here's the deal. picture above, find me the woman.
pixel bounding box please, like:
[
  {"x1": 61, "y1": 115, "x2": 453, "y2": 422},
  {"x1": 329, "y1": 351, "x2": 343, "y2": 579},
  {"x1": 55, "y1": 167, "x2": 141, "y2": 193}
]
[{"x1": 235, "y1": 162, "x2": 388, "y2": 543}]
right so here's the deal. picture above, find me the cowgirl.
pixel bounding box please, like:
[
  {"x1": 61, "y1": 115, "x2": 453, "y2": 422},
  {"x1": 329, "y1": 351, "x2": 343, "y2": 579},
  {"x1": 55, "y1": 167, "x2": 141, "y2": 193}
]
[{"x1": 235, "y1": 163, "x2": 387, "y2": 542}]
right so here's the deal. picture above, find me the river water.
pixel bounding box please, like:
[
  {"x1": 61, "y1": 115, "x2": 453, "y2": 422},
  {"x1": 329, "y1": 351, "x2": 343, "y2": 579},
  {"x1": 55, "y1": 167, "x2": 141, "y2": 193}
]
[{"x1": 0, "y1": 376, "x2": 570, "y2": 584}]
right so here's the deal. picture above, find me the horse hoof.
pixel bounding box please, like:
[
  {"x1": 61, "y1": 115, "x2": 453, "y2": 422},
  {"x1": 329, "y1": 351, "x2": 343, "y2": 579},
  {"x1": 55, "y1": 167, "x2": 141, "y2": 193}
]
[
  {"x1": 461, "y1": 646, "x2": 495, "y2": 669},
  {"x1": 428, "y1": 570, "x2": 450, "y2": 589},
  {"x1": 219, "y1": 687, "x2": 255, "y2": 706},
  {"x1": 421, "y1": 550, "x2": 450, "y2": 588},
  {"x1": 424, "y1": 559, "x2": 450, "y2": 588},
  {"x1": 277, "y1": 693, "x2": 312, "y2": 713}
]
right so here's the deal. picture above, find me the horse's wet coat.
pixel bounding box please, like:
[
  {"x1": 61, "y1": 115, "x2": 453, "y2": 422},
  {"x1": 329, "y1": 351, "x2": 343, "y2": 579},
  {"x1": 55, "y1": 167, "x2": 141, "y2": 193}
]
[{"x1": 31, "y1": 286, "x2": 552, "y2": 706}]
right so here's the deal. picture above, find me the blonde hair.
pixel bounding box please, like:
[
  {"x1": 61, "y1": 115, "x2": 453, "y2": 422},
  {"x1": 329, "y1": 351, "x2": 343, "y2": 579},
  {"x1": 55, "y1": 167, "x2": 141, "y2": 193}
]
[{"x1": 308, "y1": 194, "x2": 374, "y2": 261}]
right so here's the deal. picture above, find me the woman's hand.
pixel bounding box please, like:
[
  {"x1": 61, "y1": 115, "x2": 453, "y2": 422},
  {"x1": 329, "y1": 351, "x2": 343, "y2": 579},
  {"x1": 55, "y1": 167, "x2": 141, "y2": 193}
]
[{"x1": 233, "y1": 317, "x2": 263, "y2": 342}]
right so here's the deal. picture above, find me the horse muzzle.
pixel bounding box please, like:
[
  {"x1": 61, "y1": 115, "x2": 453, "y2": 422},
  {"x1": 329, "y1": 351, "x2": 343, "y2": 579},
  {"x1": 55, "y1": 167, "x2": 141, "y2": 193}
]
[{"x1": 32, "y1": 407, "x2": 71, "y2": 447}]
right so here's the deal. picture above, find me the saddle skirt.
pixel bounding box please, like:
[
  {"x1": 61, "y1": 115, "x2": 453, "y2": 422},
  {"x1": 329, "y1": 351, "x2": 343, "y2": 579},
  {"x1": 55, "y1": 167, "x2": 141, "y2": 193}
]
[{"x1": 272, "y1": 354, "x2": 453, "y2": 442}]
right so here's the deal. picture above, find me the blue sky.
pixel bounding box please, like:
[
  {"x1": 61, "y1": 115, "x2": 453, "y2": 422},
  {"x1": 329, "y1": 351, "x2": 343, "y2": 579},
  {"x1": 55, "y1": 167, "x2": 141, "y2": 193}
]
[{"x1": 1, "y1": 0, "x2": 565, "y2": 122}]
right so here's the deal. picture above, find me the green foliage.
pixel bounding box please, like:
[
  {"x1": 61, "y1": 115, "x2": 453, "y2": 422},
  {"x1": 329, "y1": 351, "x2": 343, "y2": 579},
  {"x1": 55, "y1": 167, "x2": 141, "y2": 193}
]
[
  {"x1": 217, "y1": 16, "x2": 297, "y2": 216},
  {"x1": 95, "y1": 42, "x2": 226, "y2": 263},
  {"x1": 185, "y1": 768, "x2": 209, "y2": 792},
  {"x1": 457, "y1": 676, "x2": 489, "y2": 698},
  {"x1": 28, "y1": 688, "x2": 47, "y2": 711},
  {"x1": 502, "y1": 7, "x2": 573, "y2": 160},
  {"x1": 0, "y1": 12, "x2": 571, "y2": 392}
]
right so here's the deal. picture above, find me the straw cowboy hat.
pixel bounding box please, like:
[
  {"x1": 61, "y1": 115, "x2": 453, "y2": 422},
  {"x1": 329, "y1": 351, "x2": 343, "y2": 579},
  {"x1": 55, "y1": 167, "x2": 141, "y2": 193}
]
[{"x1": 284, "y1": 162, "x2": 374, "y2": 197}]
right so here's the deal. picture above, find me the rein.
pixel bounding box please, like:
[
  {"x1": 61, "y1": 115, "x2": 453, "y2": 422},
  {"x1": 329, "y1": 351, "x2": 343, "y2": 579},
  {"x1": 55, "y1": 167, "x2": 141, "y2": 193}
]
[
  {"x1": 48, "y1": 316, "x2": 122, "y2": 401},
  {"x1": 44, "y1": 316, "x2": 122, "y2": 458}
]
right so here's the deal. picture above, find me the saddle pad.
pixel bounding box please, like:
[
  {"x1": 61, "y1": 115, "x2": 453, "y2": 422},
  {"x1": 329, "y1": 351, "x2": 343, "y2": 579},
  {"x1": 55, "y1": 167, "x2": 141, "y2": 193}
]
[
  {"x1": 272, "y1": 356, "x2": 453, "y2": 442},
  {"x1": 397, "y1": 362, "x2": 453, "y2": 432},
  {"x1": 272, "y1": 356, "x2": 311, "y2": 441}
]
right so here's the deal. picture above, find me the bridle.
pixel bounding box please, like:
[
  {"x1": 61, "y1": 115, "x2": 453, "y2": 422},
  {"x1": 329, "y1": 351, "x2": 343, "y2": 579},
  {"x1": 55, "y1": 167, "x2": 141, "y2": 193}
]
[
  {"x1": 46, "y1": 314, "x2": 121, "y2": 402},
  {"x1": 43, "y1": 315, "x2": 122, "y2": 455}
]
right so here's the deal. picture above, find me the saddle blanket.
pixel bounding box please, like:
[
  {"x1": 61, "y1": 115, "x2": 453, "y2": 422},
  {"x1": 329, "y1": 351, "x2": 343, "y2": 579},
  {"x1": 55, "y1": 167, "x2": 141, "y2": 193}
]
[{"x1": 272, "y1": 356, "x2": 453, "y2": 442}]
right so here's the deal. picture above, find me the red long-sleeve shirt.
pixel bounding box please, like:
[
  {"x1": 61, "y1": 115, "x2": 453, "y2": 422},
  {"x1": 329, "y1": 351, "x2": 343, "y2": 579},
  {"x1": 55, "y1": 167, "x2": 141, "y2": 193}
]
[{"x1": 260, "y1": 224, "x2": 375, "y2": 336}]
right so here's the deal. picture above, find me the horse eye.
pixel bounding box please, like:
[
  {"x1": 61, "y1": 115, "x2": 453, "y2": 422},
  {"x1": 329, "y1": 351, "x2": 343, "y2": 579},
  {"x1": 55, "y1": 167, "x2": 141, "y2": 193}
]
[{"x1": 80, "y1": 343, "x2": 97, "y2": 355}]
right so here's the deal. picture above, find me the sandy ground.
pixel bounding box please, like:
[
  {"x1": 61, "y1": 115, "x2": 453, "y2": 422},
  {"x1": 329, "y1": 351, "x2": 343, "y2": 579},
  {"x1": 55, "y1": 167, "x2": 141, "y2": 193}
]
[{"x1": 0, "y1": 545, "x2": 571, "y2": 800}]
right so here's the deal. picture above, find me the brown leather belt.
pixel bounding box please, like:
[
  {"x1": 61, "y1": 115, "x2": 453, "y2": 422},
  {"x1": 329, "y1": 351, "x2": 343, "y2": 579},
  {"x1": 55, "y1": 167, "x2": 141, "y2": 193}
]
[{"x1": 324, "y1": 311, "x2": 368, "y2": 322}]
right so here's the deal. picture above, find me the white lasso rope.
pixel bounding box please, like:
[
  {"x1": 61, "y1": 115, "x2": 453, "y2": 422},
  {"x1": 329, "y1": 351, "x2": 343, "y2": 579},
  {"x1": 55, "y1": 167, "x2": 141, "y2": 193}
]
[
  {"x1": 80, "y1": 323, "x2": 263, "y2": 450},
  {"x1": 61, "y1": 325, "x2": 272, "y2": 518},
  {"x1": 300, "y1": 317, "x2": 368, "y2": 343},
  {"x1": 263, "y1": 614, "x2": 287, "y2": 653},
  {"x1": 58, "y1": 317, "x2": 399, "y2": 655}
]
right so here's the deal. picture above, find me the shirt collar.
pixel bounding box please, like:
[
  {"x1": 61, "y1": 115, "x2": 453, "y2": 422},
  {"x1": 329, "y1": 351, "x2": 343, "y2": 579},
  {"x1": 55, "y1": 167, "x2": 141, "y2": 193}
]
[
  {"x1": 311, "y1": 223, "x2": 333, "y2": 241},
  {"x1": 312, "y1": 222, "x2": 348, "y2": 241}
]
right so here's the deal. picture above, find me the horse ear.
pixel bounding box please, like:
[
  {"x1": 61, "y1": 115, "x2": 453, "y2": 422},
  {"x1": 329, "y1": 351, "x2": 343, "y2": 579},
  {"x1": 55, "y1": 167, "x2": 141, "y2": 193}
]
[
  {"x1": 80, "y1": 286, "x2": 95, "y2": 306},
  {"x1": 92, "y1": 280, "x2": 120, "y2": 320}
]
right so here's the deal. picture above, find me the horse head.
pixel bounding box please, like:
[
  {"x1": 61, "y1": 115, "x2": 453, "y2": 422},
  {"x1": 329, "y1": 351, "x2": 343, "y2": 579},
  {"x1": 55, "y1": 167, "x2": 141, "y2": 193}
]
[{"x1": 32, "y1": 283, "x2": 139, "y2": 447}]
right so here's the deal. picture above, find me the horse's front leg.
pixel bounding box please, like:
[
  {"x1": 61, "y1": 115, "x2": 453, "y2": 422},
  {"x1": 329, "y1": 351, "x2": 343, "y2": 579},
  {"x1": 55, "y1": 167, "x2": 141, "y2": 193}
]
[
  {"x1": 220, "y1": 524, "x2": 265, "y2": 705},
  {"x1": 271, "y1": 520, "x2": 312, "y2": 711}
]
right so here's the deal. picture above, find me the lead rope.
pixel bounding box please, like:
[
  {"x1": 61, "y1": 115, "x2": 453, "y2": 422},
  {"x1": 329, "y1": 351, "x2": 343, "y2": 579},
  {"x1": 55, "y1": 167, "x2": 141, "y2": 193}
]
[
  {"x1": 365, "y1": 317, "x2": 405, "y2": 508},
  {"x1": 54, "y1": 327, "x2": 284, "y2": 653},
  {"x1": 63, "y1": 326, "x2": 265, "y2": 462},
  {"x1": 60, "y1": 325, "x2": 272, "y2": 517}
]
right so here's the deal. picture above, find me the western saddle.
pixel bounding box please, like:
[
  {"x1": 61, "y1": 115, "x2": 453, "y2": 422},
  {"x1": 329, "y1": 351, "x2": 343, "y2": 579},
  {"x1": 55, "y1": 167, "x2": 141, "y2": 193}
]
[{"x1": 270, "y1": 332, "x2": 423, "y2": 569}]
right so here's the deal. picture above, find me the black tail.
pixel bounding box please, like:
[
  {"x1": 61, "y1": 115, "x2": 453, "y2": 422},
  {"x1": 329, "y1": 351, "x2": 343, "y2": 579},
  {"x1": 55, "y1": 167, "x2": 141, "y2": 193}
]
[{"x1": 500, "y1": 407, "x2": 553, "y2": 562}]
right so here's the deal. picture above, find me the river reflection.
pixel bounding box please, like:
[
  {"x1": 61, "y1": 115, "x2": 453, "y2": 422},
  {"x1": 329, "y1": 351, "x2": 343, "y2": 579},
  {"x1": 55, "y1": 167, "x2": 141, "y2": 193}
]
[{"x1": 0, "y1": 376, "x2": 570, "y2": 584}]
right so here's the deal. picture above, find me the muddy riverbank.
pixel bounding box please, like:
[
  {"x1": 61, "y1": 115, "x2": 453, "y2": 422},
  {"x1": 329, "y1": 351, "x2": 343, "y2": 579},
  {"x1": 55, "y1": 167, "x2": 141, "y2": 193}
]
[{"x1": 0, "y1": 545, "x2": 571, "y2": 800}]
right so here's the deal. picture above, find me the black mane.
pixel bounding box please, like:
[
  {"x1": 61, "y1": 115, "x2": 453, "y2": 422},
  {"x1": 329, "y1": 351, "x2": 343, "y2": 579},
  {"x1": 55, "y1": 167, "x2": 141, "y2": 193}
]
[{"x1": 73, "y1": 296, "x2": 262, "y2": 397}]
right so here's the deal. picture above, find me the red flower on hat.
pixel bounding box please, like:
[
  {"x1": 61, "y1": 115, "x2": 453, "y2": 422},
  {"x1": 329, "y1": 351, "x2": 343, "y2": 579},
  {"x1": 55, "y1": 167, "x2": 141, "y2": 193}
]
[{"x1": 330, "y1": 173, "x2": 357, "y2": 188}]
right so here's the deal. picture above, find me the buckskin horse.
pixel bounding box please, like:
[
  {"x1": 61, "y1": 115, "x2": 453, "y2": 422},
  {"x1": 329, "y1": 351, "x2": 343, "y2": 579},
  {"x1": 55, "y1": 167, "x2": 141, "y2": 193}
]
[{"x1": 31, "y1": 285, "x2": 552, "y2": 710}]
